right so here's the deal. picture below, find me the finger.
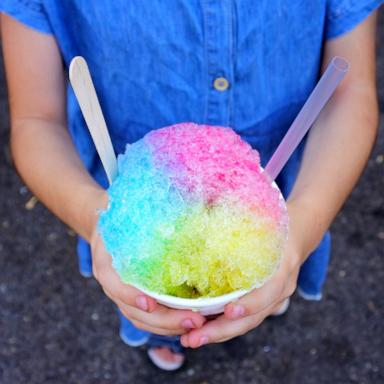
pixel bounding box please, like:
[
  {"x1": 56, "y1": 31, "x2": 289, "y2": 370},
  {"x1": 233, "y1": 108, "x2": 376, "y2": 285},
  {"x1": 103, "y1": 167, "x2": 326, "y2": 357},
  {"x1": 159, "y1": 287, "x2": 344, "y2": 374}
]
[
  {"x1": 94, "y1": 236, "x2": 206, "y2": 330},
  {"x1": 95, "y1": 255, "x2": 157, "y2": 312},
  {"x1": 128, "y1": 318, "x2": 186, "y2": 336},
  {"x1": 115, "y1": 297, "x2": 206, "y2": 332},
  {"x1": 219, "y1": 299, "x2": 288, "y2": 343},
  {"x1": 224, "y1": 274, "x2": 285, "y2": 320},
  {"x1": 180, "y1": 314, "x2": 253, "y2": 348},
  {"x1": 183, "y1": 299, "x2": 280, "y2": 348},
  {"x1": 223, "y1": 238, "x2": 301, "y2": 321}
]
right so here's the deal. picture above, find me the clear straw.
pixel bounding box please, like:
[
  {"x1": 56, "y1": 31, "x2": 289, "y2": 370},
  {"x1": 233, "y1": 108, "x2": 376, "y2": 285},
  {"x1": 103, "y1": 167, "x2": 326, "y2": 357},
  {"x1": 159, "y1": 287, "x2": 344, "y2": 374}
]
[{"x1": 264, "y1": 56, "x2": 349, "y2": 181}]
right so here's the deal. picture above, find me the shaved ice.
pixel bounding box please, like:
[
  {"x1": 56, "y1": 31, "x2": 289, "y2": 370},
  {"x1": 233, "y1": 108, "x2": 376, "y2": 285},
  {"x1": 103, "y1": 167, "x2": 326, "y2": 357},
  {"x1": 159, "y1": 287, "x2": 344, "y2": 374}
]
[{"x1": 98, "y1": 123, "x2": 288, "y2": 298}]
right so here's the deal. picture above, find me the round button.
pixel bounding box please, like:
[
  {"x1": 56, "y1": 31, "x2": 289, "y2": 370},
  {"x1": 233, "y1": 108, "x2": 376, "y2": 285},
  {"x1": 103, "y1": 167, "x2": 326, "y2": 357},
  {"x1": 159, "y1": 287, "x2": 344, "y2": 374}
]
[{"x1": 213, "y1": 77, "x2": 229, "y2": 91}]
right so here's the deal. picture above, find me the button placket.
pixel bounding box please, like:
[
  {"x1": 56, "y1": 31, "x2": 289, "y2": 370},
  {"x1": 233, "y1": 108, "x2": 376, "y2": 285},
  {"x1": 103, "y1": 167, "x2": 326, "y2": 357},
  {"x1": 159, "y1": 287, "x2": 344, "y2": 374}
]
[{"x1": 201, "y1": 0, "x2": 234, "y2": 126}]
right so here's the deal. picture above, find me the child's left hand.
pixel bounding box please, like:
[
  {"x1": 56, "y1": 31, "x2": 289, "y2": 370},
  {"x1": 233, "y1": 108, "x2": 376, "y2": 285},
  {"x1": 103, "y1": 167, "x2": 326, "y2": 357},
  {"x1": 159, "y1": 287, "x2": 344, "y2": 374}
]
[
  {"x1": 180, "y1": 202, "x2": 308, "y2": 348},
  {"x1": 180, "y1": 10, "x2": 380, "y2": 349}
]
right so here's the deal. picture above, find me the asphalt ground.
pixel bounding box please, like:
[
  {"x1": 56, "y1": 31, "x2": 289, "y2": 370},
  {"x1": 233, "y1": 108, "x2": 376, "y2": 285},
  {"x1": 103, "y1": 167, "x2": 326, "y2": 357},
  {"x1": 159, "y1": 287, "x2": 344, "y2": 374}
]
[{"x1": 0, "y1": 10, "x2": 383, "y2": 384}]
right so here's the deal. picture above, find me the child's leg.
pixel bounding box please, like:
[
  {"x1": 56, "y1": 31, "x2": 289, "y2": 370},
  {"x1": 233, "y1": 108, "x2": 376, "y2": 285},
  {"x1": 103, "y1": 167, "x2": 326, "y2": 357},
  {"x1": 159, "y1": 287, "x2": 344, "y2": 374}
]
[
  {"x1": 118, "y1": 310, "x2": 150, "y2": 347},
  {"x1": 77, "y1": 235, "x2": 93, "y2": 278},
  {"x1": 297, "y1": 231, "x2": 331, "y2": 300}
]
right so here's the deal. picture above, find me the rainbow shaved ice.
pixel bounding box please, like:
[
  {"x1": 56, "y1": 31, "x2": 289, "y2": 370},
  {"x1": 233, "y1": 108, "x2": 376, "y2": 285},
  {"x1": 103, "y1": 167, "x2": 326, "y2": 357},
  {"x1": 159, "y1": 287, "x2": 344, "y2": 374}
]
[{"x1": 98, "y1": 123, "x2": 288, "y2": 298}]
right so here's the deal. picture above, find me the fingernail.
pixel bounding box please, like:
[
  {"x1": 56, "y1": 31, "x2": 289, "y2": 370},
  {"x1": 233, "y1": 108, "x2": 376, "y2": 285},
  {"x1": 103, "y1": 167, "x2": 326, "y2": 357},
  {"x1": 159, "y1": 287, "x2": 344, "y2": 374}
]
[
  {"x1": 232, "y1": 305, "x2": 245, "y2": 319},
  {"x1": 135, "y1": 296, "x2": 148, "y2": 311},
  {"x1": 181, "y1": 319, "x2": 195, "y2": 329},
  {"x1": 199, "y1": 336, "x2": 209, "y2": 346}
]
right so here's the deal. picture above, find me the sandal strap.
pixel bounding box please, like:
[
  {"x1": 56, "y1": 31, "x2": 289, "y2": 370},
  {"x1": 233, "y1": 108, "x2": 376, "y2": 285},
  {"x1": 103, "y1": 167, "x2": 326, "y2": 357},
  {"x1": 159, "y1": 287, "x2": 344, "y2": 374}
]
[{"x1": 147, "y1": 334, "x2": 184, "y2": 354}]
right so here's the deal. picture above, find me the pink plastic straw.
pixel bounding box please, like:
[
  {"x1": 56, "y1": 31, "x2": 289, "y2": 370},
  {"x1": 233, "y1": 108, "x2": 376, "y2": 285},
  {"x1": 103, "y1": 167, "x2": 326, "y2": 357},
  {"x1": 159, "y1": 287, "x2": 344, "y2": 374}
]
[{"x1": 265, "y1": 56, "x2": 349, "y2": 180}]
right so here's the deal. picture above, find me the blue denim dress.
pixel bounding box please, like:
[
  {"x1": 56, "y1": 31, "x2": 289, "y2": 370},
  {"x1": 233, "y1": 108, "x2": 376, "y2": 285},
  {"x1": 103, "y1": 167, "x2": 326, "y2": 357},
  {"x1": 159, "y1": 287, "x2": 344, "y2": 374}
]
[{"x1": 2, "y1": 0, "x2": 381, "y2": 307}]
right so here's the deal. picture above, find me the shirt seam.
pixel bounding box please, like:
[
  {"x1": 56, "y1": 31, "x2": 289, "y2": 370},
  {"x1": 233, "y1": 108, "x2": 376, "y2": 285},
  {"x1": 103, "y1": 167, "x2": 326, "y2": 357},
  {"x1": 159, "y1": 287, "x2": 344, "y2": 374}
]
[
  {"x1": 327, "y1": 0, "x2": 379, "y2": 21},
  {"x1": 227, "y1": 0, "x2": 234, "y2": 127},
  {"x1": 201, "y1": 0, "x2": 209, "y2": 123},
  {"x1": 15, "y1": 0, "x2": 43, "y2": 13}
]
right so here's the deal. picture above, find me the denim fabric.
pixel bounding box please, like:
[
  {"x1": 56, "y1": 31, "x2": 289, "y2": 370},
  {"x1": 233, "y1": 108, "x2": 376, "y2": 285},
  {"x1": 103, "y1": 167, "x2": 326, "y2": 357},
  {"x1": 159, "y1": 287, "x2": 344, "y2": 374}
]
[
  {"x1": 147, "y1": 334, "x2": 184, "y2": 354},
  {"x1": 2, "y1": 1, "x2": 382, "y2": 300},
  {"x1": 298, "y1": 232, "x2": 331, "y2": 300}
]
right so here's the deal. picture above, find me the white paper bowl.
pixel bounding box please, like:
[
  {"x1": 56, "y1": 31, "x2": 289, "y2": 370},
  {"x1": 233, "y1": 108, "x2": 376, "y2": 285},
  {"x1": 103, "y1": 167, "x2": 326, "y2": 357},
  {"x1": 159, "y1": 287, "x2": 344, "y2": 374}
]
[{"x1": 133, "y1": 173, "x2": 288, "y2": 316}]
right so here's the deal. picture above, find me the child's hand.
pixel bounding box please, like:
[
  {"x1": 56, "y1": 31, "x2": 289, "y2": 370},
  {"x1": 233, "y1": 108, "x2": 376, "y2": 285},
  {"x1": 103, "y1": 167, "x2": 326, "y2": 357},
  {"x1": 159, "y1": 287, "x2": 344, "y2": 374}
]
[
  {"x1": 180, "y1": 202, "x2": 307, "y2": 348},
  {"x1": 90, "y1": 209, "x2": 206, "y2": 336}
]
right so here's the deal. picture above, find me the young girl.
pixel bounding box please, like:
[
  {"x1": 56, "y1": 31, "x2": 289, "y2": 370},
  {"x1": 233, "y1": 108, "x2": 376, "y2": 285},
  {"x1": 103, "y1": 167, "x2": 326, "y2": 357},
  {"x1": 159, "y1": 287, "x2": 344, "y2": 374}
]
[{"x1": 1, "y1": 0, "x2": 381, "y2": 371}]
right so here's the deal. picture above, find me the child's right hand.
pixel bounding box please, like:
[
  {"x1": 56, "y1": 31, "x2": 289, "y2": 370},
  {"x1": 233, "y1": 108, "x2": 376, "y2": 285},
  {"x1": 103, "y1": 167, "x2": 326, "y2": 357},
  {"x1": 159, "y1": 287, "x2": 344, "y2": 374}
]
[
  {"x1": 1, "y1": 11, "x2": 206, "y2": 338},
  {"x1": 89, "y1": 208, "x2": 206, "y2": 336}
]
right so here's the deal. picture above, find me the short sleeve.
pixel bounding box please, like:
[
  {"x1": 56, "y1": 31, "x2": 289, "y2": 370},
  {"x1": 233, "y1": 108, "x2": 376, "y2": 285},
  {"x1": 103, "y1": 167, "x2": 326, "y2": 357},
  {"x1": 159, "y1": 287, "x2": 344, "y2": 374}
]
[
  {"x1": 1, "y1": 0, "x2": 52, "y2": 34},
  {"x1": 326, "y1": 0, "x2": 383, "y2": 39}
]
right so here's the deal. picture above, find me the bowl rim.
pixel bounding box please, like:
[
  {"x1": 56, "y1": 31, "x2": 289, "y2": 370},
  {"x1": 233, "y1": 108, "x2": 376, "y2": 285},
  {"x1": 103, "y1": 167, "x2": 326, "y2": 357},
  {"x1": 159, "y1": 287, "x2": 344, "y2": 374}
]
[{"x1": 135, "y1": 284, "x2": 250, "y2": 308}]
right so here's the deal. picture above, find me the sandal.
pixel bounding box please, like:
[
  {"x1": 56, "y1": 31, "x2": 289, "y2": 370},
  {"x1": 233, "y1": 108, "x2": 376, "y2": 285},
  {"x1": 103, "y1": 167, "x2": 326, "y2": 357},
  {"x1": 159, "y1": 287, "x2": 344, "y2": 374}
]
[
  {"x1": 270, "y1": 298, "x2": 290, "y2": 317},
  {"x1": 147, "y1": 334, "x2": 186, "y2": 371}
]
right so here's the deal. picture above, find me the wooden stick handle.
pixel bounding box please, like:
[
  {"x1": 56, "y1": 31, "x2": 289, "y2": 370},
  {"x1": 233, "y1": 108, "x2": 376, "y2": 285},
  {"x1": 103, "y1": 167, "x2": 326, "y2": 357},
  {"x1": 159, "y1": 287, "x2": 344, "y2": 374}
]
[{"x1": 69, "y1": 56, "x2": 117, "y2": 185}]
